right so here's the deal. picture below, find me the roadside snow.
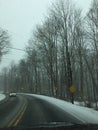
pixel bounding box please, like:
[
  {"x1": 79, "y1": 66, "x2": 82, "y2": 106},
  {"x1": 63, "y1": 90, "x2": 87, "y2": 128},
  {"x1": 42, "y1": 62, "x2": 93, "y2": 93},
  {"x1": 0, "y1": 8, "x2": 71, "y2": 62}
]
[
  {"x1": 0, "y1": 94, "x2": 5, "y2": 101},
  {"x1": 30, "y1": 94, "x2": 98, "y2": 124},
  {"x1": 74, "y1": 101, "x2": 85, "y2": 107},
  {"x1": 74, "y1": 101, "x2": 98, "y2": 109}
]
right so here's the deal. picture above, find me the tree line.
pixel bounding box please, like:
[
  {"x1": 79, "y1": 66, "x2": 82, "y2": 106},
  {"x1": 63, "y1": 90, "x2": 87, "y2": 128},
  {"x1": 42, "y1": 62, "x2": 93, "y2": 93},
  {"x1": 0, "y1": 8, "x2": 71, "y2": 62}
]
[{"x1": 1, "y1": 0, "x2": 98, "y2": 105}]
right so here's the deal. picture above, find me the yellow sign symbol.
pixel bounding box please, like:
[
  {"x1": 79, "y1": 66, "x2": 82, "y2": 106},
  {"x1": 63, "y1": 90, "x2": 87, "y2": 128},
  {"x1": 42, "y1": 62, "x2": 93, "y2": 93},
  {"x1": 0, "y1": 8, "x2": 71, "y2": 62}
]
[
  {"x1": 54, "y1": 86, "x2": 58, "y2": 91},
  {"x1": 69, "y1": 86, "x2": 76, "y2": 93}
]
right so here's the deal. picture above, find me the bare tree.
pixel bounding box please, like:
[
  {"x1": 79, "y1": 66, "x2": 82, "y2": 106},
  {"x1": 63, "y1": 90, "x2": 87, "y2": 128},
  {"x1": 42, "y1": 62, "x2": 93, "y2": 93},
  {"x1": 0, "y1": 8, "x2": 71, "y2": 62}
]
[
  {"x1": 86, "y1": 0, "x2": 98, "y2": 104},
  {"x1": 33, "y1": 16, "x2": 60, "y2": 96},
  {"x1": 0, "y1": 28, "x2": 10, "y2": 61}
]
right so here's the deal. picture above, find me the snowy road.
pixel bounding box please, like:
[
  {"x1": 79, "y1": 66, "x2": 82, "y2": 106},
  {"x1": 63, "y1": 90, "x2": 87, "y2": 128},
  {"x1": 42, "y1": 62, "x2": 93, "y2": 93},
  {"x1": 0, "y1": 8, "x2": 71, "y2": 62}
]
[
  {"x1": 0, "y1": 93, "x2": 98, "y2": 129},
  {"x1": 0, "y1": 94, "x2": 5, "y2": 101},
  {"x1": 17, "y1": 94, "x2": 98, "y2": 127},
  {"x1": 28, "y1": 94, "x2": 98, "y2": 124},
  {"x1": 18, "y1": 95, "x2": 82, "y2": 127}
]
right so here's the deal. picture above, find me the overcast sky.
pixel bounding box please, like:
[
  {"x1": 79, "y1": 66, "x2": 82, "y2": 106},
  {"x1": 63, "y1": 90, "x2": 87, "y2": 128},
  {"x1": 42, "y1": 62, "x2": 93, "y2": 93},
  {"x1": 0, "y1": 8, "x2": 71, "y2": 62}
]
[{"x1": 0, "y1": 0, "x2": 91, "y2": 71}]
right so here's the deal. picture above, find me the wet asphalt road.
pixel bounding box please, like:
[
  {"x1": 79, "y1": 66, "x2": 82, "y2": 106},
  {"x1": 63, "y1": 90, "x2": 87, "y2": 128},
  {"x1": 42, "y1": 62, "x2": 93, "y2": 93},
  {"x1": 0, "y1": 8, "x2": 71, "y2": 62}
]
[
  {"x1": 0, "y1": 94, "x2": 82, "y2": 128},
  {"x1": 18, "y1": 94, "x2": 82, "y2": 127}
]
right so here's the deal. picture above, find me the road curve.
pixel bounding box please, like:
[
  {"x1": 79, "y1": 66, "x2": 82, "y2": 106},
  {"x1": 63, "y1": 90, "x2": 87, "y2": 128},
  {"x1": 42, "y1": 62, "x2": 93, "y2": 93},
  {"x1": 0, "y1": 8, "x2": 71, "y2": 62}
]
[
  {"x1": 17, "y1": 94, "x2": 82, "y2": 128},
  {"x1": 0, "y1": 93, "x2": 86, "y2": 128}
]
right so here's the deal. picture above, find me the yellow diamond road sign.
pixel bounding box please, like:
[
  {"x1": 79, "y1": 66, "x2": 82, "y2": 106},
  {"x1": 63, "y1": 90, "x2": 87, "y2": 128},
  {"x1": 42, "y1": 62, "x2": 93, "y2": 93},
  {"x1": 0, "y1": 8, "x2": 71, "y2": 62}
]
[
  {"x1": 54, "y1": 86, "x2": 58, "y2": 91},
  {"x1": 69, "y1": 86, "x2": 76, "y2": 93}
]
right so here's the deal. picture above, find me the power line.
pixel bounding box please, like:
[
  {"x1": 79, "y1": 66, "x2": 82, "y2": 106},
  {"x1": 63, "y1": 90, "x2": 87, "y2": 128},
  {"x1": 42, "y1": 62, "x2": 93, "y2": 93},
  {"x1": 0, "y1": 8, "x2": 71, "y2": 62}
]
[
  {"x1": 6, "y1": 47, "x2": 26, "y2": 52},
  {"x1": 6, "y1": 46, "x2": 33, "y2": 53}
]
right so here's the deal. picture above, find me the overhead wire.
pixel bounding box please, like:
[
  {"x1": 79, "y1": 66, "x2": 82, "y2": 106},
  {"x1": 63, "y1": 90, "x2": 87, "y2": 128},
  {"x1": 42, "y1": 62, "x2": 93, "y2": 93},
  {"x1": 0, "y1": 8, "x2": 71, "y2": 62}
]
[
  {"x1": 6, "y1": 47, "x2": 26, "y2": 52},
  {"x1": 0, "y1": 30, "x2": 32, "y2": 69}
]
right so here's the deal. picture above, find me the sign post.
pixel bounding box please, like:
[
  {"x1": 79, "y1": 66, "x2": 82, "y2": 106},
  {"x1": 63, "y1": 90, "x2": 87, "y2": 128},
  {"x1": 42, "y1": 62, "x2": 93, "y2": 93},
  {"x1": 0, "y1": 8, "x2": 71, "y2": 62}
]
[
  {"x1": 54, "y1": 86, "x2": 58, "y2": 97},
  {"x1": 69, "y1": 86, "x2": 76, "y2": 104}
]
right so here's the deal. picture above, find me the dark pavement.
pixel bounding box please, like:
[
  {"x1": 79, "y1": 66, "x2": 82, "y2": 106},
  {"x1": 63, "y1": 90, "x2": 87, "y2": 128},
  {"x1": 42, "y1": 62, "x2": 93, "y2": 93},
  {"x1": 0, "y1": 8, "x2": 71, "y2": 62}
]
[
  {"x1": 18, "y1": 95, "x2": 82, "y2": 127},
  {"x1": 0, "y1": 95, "x2": 26, "y2": 127},
  {"x1": 0, "y1": 94, "x2": 83, "y2": 128}
]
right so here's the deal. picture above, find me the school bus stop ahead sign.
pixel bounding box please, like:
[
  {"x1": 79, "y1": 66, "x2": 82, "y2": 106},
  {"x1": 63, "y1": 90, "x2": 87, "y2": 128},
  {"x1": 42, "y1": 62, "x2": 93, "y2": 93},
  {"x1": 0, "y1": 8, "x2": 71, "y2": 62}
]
[{"x1": 69, "y1": 86, "x2": 76, "y2": 93}]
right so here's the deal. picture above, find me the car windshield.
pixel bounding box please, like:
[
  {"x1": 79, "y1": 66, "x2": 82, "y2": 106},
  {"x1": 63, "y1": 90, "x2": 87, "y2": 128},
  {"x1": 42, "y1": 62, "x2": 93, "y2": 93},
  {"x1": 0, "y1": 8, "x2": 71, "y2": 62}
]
[{"x1": 0, "y1": 0, "x2": 98, "y2": 129}]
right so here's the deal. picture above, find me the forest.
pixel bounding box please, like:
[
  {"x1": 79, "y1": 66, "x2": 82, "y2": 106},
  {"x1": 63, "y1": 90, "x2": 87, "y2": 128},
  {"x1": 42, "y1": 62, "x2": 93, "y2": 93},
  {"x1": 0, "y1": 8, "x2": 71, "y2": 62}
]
[{"x1": 0, "y1": 0, "x2": 98, "y2": 106}]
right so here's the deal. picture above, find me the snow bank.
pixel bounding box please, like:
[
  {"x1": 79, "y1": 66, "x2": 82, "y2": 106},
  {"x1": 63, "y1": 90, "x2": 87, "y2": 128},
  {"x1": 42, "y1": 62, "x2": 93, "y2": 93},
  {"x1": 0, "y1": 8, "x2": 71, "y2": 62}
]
[
  {"x1": 74, "y1": 101, "x2": 98, "y2": 109},
  {"x1": 74, "y1": 101, "x2": 85, "y2": 107},
  {"x1": 0, "y1": 94, "x2": 6, "y2": 101},
  {"x1": 30, "y1": 94, "x2": 98, "y2": 124}
]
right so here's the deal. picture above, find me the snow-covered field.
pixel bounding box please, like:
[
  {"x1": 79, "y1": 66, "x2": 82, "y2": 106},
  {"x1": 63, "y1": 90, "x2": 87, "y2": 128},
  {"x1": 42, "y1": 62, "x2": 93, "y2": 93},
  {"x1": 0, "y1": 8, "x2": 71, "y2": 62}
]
[
  {"x1": 0, "y1": 94, "x2": 5, "y2": 101},
  {"x1": 29, "y1": 94, "x2": 98, "y2": 124}
]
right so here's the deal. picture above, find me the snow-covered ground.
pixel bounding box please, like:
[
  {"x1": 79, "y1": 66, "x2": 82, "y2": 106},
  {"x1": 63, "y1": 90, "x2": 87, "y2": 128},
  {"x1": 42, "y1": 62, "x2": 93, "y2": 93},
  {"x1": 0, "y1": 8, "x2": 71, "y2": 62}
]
[
  {"x1": 74, "y1": 101, "x2": 98, "y2": 109},
  {"x1": 29, "y1": 94, "x2": 98, "y2": 124},
  {"x1": 74, "y1": 101, "x2": 85, "y2": 106},
  {"x1": 0, "y1": 94, "x2": 6, "y2": 101}
]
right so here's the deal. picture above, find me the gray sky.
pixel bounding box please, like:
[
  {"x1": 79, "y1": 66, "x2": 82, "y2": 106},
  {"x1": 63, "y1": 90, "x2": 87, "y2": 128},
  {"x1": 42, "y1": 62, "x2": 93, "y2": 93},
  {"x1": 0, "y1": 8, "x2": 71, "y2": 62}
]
[{"x1": 0, "y1": 0, "x2": 91, "y2": 71}]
